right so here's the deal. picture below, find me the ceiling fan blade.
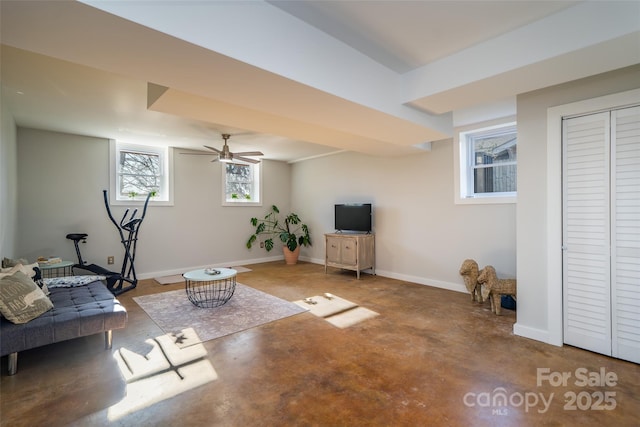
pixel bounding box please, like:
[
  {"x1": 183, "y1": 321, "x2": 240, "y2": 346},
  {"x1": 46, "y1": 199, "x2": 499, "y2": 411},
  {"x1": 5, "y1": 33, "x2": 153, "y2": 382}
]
[
  {"x1": 234, "y1": 156, "x2": 260, "y2": 164},
  {"x1": 233, "y1": 151, "x2": 264, "y2": 157},
  {"x1": 204, "y1": 145, "x2": 222, "y2": 154},
  {"x1": 210, "y1": 158, "x2": 219, "y2": 163}
]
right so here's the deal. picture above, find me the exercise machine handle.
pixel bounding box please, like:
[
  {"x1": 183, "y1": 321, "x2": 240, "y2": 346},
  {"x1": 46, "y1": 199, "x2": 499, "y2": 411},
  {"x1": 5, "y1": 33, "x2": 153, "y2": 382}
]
[{"x1": 102, "y1": 190, "x2": 152, "y2": 228}]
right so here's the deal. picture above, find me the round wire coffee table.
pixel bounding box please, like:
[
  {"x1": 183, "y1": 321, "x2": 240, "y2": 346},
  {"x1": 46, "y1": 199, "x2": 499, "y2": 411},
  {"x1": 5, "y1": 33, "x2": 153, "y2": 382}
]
[{"x1": 183, "y1": 268, "x2": 237, "y2": 308}]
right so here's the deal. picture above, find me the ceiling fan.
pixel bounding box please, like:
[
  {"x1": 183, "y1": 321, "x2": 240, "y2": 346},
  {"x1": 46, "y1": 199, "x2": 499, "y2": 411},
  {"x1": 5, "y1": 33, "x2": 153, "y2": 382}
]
[{"x1": 191, "y1": 133, "x2": 264, "y2": 164}]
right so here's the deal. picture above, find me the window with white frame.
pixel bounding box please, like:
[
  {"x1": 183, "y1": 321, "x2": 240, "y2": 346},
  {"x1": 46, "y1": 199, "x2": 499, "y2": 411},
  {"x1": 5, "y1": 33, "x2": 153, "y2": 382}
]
[
  {"x1": 222, "y1": 162, "x2": 261, "y2": 206},
  {"x1": 109, "y1": 141, "x2": 173, "y2": 205},
  {"x1": 456, "y1": 121, "x2": 517, "y2": 203}
]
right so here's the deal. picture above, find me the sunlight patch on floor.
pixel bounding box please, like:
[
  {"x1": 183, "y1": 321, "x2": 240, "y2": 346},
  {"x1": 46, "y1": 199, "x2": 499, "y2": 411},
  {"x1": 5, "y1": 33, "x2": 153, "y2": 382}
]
[
  {"x1": 294, "y1": 293, "x2": 379, "y2": 328},
  {"x1": 107, "y1": 328, "x2": 218, "y2": 421}
]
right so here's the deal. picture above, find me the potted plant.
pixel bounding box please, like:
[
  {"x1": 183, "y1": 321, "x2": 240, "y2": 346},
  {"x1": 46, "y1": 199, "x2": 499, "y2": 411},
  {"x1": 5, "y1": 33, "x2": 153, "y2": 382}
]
[{"x1": 246, "y1": 205, "x2": 312, "y2": 264}]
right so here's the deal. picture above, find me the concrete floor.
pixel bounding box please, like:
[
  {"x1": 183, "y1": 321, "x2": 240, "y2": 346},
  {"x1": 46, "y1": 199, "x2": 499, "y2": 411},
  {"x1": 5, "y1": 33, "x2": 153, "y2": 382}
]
[{"x1": 1, "y1": 261, "x2": 638, "y2": 426}]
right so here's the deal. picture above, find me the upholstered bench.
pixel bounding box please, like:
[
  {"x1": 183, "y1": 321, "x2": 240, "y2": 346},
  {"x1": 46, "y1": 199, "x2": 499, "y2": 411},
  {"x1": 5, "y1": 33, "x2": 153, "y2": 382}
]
[{"x1": 0, "y1": 279, "x2": 127, "y2": 375}]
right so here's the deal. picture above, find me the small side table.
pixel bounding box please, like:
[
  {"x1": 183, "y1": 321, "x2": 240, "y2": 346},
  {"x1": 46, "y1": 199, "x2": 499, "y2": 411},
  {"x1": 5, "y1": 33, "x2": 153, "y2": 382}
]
[
  {"x1": 183, "y1": 268, "x2": 237, "y2": 308},
  {"x1": 39, "y1": 260, "x2": 74, "y2": 278}
]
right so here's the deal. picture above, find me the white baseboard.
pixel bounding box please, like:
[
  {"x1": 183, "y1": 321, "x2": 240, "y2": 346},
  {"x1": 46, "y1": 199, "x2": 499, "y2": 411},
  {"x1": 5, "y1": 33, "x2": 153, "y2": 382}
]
[
  {"x1": 138, "y1": 255, "x2": 284, "y2": 280},
  {"x1": 374, "y1": 269, "x2": 467, "y2": 293},
  {"x1": 299, "y1": 256, "x2": 324, "y2": 264},
  {"x1": 513, "y1": 323, "x2": 561, "y2": 347},
  {"x1": 300, "y1": 256, "x2": 467, "y2": 294}
]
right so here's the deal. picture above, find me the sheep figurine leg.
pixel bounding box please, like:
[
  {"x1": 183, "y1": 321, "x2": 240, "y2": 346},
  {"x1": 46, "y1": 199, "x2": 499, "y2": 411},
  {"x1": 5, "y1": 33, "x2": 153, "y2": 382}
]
[
  {"x1": 459, "y1": 259, "x2": 482, "y2": 302},
  {"x1": 477, "y1": 265, "x2": 516, "y2": 316}
]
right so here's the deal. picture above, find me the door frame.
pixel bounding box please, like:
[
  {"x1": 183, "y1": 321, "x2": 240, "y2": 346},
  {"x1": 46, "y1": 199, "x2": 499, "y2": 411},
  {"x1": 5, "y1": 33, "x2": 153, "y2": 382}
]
[{"x1": 545, "y1": 88, "x2": 640, "y2": 346}]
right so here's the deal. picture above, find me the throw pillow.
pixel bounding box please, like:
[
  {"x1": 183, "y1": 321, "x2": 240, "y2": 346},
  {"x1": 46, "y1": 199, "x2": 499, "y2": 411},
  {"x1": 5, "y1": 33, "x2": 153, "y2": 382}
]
[
  {"x1": 0, "y1": 271, "x2": 53, "y2": 324},
  {"x1": 0, "y1": 265, "x2": 21, "y2": 278},
  {"x1": 2, "y1": 257, "x2": 29, "y2": 268},
  {"x1": 0, "y1": 263, "x2": 39, "y2": 279}
]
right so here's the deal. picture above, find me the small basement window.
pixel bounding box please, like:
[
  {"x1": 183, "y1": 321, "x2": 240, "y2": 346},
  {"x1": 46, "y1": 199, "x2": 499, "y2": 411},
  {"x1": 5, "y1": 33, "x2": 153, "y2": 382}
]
[
  {"x1": 455, "y1": 120, "x2": 517, "y2": 204},
  {"x1": 109, "y1": 141, "x2": 173, "y2": 205},
  {"x1": 222, "y1": 162, "x2": 262, "y2": 206}
]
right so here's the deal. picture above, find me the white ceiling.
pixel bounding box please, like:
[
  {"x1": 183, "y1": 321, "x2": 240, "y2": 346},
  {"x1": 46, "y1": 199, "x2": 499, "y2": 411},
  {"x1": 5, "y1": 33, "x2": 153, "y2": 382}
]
[
  {"x1": 1, "y1": 0, "x2": 638, "y2": 162},
  {"x1": 268, "y1": 0, "x2": 579, "y2": 73}
]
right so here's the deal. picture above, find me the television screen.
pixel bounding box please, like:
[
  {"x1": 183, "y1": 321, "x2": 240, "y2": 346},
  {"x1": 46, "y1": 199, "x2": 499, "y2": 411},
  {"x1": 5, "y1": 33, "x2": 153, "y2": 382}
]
[{"x1": 335, "y1": 204, "x2": 372, "y2": 232}]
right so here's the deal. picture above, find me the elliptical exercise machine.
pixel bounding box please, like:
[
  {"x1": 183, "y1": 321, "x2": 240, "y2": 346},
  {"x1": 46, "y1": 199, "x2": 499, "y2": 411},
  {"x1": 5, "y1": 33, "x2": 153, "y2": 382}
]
[{"x1": 67, "y1": 190, "x2": 151, "y2": 295}]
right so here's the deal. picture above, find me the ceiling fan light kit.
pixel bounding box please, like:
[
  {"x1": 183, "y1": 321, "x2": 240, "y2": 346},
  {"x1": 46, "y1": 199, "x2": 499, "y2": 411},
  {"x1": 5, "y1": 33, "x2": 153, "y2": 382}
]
[{"x1": 188, "y1": 133, "x2": 264, "y2": 164}]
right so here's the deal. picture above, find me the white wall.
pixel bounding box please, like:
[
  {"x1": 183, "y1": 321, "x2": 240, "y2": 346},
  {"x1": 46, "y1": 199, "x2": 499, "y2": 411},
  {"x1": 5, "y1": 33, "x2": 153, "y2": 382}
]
[
  {"x1": 10, "y1": 60, "x2": 640, "y2": 351},
  {"x1": 0, "y1": 101, "x2": 18, "y2": 260},
  {"x1": 16, "y1": 128, "x2": 291, "y2": 278},
  {"x1": 291, "y1": 142, "x2": 516, "y2": 291},
  {"x1": 514, "y1": 64, "x2": 640, "y2": 344}
]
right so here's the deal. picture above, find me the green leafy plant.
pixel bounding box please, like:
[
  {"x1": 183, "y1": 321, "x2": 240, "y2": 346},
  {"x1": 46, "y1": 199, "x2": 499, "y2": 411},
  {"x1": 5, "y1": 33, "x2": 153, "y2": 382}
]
[
  {"x1": 247, "y1": 205, "x2": 311, "y2": 252},
  {"x1": 231, "y1": 193, "x2": 251, "y2": 200}
]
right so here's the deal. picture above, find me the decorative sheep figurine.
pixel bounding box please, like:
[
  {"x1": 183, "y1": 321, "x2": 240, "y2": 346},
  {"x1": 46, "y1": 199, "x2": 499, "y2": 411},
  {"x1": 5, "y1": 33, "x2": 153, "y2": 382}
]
[
  {"x1": 477, "y1": 265, "x2": 516, "y2": 315},
  {"x1": 459, "y1": 259, "x2": 483, "y2": 303}
]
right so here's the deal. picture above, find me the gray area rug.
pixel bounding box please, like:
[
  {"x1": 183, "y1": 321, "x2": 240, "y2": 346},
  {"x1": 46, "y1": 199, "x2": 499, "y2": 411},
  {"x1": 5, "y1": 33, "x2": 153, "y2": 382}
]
[{"x1": 134, "y1": 283, "x2": 307, "y2": 347}]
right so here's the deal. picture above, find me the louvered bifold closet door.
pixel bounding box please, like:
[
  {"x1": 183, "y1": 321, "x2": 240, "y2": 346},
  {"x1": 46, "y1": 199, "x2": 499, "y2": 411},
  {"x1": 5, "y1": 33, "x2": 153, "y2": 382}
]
[
  {"x1": 611, "y1": 105, "x2": 640, "y2": 364},
  {"x1": 562, "y1": 112, "x2": 611, "y2": 356}
]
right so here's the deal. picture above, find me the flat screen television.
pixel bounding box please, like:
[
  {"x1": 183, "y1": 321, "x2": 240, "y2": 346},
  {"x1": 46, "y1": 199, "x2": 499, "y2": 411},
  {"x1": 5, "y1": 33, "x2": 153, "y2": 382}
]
[{"x1": 335, "y1": 203, "x2": 372, "y2": 233}]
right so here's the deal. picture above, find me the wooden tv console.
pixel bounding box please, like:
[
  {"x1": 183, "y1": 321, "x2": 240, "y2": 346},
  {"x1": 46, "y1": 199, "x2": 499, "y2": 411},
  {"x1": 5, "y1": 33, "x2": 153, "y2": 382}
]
[{"x1": 324, "y1": 233, "x2": 375, "y2": 279}]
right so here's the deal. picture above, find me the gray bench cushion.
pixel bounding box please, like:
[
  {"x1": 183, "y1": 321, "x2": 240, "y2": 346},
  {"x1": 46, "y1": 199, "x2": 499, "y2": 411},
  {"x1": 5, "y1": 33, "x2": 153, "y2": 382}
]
[{"x1": 0, "y1": 280, "x2": 127, "y2": 356}]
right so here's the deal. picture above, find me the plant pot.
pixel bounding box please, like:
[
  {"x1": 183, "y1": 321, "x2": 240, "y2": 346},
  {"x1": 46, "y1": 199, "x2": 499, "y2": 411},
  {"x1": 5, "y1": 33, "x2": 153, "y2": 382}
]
[{"x1": 283, "y1": 246, "x2": 301, "y2": 265}]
